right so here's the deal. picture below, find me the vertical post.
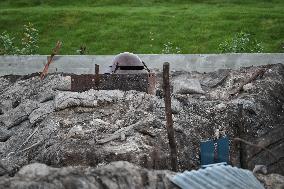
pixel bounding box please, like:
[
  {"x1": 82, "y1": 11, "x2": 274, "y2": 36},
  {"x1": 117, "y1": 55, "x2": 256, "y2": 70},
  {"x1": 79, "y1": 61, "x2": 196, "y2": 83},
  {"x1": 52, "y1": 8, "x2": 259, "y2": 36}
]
[
  {"x1": 95, "y1": 64, "x2": 100, "y2": 75},
  {"x1": 238, "y1": 104, "x2": 247, "y2": 169},
  {"x1": 163, "y1": 62, "x2": 178, "y2": 171},
  {"x1": 95, "y1": 64, "x2": 100, "y2": 89}
]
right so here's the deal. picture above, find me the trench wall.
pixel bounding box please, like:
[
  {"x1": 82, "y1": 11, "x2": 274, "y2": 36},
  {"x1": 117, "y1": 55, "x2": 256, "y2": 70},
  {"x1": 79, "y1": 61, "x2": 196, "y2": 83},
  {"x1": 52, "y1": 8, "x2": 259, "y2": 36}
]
[{"x1": 0, "y1": 53, "x2": 283, "y2": 76}]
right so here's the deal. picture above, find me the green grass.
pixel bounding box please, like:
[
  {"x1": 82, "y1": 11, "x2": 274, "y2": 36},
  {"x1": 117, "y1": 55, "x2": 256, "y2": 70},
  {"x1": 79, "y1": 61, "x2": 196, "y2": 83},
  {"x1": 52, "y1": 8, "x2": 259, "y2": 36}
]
[{"x1": 0, "y1": 0, "x2": 283, "y2": 54}]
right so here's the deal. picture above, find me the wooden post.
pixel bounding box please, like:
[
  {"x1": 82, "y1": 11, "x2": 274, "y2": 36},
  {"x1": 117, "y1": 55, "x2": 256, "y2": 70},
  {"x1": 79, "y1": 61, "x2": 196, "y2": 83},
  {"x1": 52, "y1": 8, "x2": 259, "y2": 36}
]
[
  {"x1": 163, "y1": 62, "x2": 178, "y2": 171},
  {"x1": 95, "y1": 64, "x2": 99, "y2": 75},
  {"x1": 95, "y1": 64, "x2": 100, "y2": 89}
]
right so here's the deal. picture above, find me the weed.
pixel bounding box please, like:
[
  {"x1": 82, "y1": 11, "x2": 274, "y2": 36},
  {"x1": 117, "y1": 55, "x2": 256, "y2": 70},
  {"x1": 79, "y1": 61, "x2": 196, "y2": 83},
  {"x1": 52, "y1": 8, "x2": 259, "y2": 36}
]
[
  {"x1": 162, "y1": 42, "x2": 181, "y2": 54},
  {"x1": 0, "y1": 23, "x2": 39, "y2": 55},
  {"x1": 219, "y1": 31, "x2": 263, "y2": 53}
]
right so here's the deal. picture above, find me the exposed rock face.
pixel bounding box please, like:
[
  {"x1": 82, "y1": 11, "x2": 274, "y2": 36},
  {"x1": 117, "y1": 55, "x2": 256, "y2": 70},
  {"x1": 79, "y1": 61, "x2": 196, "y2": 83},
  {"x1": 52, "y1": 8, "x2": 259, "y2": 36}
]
[
  {"x1": 0, "y1": 127, "x2": 11, "y2": 142},
  {"x1": 0, "y1": 161, "x2": 177, "y2": 189},
  {"x1": 0, "y1": 64, "x2": 283, "y2": 180},
  {"x1": 256, "y1": 173, "x2": 284, "y2": 189},
  {"x1": 172, "y1": 76, "x2": 205, "y2": 94}
]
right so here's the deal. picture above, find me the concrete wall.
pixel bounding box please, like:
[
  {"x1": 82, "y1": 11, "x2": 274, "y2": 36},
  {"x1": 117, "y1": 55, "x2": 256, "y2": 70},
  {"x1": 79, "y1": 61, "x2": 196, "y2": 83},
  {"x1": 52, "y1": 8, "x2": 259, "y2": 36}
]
[{"x1": 0, "y1": 54, "x2": 283, "y2": 76}]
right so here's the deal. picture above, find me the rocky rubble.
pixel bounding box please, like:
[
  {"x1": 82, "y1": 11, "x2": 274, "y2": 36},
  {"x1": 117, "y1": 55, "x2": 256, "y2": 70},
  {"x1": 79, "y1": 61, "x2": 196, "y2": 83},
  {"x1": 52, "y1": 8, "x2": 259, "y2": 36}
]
[
  {"x1": 0, "y1": 64, "x2": 284, "y2": 188},
  {"x1": 256, "y1": 173, "x2": 284, "y2": 189},
  {"x1": 0, "y1": 161, "x2": 177, "y2": 189}
]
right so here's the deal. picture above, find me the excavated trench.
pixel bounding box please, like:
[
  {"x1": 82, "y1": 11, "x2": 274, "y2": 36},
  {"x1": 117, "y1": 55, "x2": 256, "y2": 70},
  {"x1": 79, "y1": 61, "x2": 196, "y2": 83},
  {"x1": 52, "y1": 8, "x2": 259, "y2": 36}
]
[{"x1": 0, "y1": 64, "x2": 284, "y2": 188}]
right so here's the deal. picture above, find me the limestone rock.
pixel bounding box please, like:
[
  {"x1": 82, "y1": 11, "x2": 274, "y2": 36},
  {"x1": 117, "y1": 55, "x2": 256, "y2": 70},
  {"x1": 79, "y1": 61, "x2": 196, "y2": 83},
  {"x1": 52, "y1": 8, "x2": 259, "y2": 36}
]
[
  {"x1": 201, "y1": 69, "x2": 230, "y2": 88},
  {"x1": 172, "y1": 75, "x2": 205, "y2": 94},
  {"x1": 253, "y1": 165, "x2": 268, "y2": 174},
  {"x1": 256, "y1": 173, "x2": 284, "y2": 189},
  {"x1": 243, "y1": 83, "x2": 254, "y2": 92},
  {"x1": 54, "y1": 89, "x2": 124, "y2": 110},
  {"x1": 232, "y1": 98, "x2": 257, "y2": 114},
  {"x1": 0, "y1": 100, "x2": 38, "y2": 129},
  {"x1": 171, "y1": 98, "x2": 183, "y2": 114},
  {"x1": 29, "y1": 101, "x2": 55, "y2": 124},
  {"x1": 0, "y1": 127, "x2": 11, "y2": 142},
  {"x1": 0, "y1": 161, "x2": 178, "y2": 189},
  {"x1": 17, "y1": 162, "x2": 56, "y2": 178},
  {"x1": 214, "y1": 102, "x2": 227, "y2": 111}
]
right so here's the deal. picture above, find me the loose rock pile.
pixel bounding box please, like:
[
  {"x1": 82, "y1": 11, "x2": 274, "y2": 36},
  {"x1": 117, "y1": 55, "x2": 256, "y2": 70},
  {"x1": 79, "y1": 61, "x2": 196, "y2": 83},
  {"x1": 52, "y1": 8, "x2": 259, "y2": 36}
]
[
  {"x1": 0, "y1": 161, "x2": 177, "y2": 189},
  {"x1": 0, "y1": 64, "x2": 283, "y2": 188}
]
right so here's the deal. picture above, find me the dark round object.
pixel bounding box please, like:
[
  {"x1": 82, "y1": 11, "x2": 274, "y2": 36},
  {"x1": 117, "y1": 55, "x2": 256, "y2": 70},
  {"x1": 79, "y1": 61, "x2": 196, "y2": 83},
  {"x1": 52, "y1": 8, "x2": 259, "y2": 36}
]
[{"x1": 110, "y1": 52, "x2": 147, "y2": 74}]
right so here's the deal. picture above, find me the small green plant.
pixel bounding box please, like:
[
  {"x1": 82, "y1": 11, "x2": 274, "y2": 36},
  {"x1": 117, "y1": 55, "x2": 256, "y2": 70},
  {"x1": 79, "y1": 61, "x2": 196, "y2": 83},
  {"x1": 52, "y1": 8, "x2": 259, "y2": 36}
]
[
  {"x1": 0, "y1": 32, "x2": 20, "y2": 55},
  {"x1": 76, "y1": 45, "x2": 87, "y2": 55},
  {"x1": 148, "y1": 32, "x2": 182, "y2": 54},
  {"x1": 149, "y1": 31, "x2": 155, "y2": 53},
  {"x1": 21, "y1": 22, "x2": 39, "y2": 54},
  {"x1": 219, "y1": 31, "x2": 263, "y2": 53},
  {"x1": 161, "y1": 41, "x2": 182, "y2": 54},
  {"x1": 0, "y1": 22, "x2": 39, "y2": 55}
]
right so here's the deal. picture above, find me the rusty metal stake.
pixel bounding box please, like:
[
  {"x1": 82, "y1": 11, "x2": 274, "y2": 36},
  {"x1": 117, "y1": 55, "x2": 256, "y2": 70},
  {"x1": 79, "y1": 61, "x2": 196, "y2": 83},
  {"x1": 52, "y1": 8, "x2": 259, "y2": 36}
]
[
  {"x1": 40, "y1": 41, "x2": 62, "y2": 80},
  {"x1": 163, "y1": 62, "x2": 178, "y2": 171}
]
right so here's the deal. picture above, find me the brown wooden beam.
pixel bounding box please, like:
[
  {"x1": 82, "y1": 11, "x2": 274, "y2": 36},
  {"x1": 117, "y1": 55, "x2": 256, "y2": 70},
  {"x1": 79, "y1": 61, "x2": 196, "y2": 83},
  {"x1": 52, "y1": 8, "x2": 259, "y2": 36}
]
[{"x1": 163, "y1": 62, "x2": 178, "y2": 171}]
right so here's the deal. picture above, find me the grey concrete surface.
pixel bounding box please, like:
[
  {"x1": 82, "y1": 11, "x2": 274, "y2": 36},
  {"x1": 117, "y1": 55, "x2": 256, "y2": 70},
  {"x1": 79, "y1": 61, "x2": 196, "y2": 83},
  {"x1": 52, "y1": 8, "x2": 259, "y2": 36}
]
[{"x1": 0, "y1": 54, "x2": 283, "y2": 76}]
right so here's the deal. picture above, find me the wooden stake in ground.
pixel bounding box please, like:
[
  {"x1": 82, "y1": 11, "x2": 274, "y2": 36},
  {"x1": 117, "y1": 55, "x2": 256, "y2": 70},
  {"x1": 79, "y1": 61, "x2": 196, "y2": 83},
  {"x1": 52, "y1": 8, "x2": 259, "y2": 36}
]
[
  {"x1": 95, "y1": 64, "x2": 100, "y2": 89},
  {"x1": 163, "y1": 62, "x2": 178, "y2": 171},
  {"x1": 40, "y1": 41, "x2": 62, "y2": 80}
]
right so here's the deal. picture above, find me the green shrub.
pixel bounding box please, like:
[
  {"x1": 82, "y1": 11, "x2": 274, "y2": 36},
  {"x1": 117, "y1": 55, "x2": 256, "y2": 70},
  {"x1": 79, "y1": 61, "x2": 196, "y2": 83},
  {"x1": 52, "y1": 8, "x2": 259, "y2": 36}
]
[
  {"x1": 0, "y1": 23, "x2": 39, "y2": 55},
  {"x1": 219, "y1": 31, "x2": 264, "y2": 53},
  {"x1": 0, "y1": 32, "x2": 20, "y2": 55},
  {"x1": 20, "y1": 23, "x2": 39, "y2": 55}
]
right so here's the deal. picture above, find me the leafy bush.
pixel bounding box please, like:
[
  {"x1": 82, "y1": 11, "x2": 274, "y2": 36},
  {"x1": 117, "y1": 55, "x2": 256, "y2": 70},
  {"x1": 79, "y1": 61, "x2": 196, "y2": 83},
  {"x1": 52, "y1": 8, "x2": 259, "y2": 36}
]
[
  {"x1": 0, "y1": 22, "x2": 39, "y2": 55},
  {"x1": 0, "y1": 32, "x2": 20, "y2": 55},
  {"x1": 21, "y1": 23, "x2": 39, "y2": 54},
  {"x1": 219, "y1": 31, "x2": 264, "y2": 53}
]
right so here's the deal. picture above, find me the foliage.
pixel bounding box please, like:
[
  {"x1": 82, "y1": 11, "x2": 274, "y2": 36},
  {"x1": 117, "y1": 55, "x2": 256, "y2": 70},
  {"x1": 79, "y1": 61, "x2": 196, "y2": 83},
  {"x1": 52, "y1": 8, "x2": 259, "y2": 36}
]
[
  {"x1": 0, "y1": 23, "x2": 39, "y2": 55},
  {"x1": 161, "y1": 42, "x2": 182, "y2": 54},
  {"x1": 149, "y1": 32, "x2": 182, "y2": 54},
  {"x1": 0, "y1": 32, "x2": 20, "y2": 55},
  {"x1": 21, "y1": 23, "x2": 39, "y2": 55},
  {"x1": 219, "y1": 32, "x2": 264, "y2": 53},
  {"x1": 76, "y1": 45, "x2": 87, "y2": 55},
  {"x1": 0, "y1": 0, "x2": 283, "y2": 54},
  {"x1": 0, "y1": 0, "x2": 283, "y2": 7}
]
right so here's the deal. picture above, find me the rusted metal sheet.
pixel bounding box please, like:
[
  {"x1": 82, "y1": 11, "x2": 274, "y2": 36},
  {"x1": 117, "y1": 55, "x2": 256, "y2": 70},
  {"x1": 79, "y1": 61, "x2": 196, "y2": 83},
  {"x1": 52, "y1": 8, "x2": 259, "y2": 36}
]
[
  {"x1": 71, "y1": 73, "x2": 156, "y2": 95},
  {"x1": 71, "y1": 74, "x2": 97, "y2": 92},
  {"x1": 171, "y1": 164, "x2": 265, "y2": 189}
]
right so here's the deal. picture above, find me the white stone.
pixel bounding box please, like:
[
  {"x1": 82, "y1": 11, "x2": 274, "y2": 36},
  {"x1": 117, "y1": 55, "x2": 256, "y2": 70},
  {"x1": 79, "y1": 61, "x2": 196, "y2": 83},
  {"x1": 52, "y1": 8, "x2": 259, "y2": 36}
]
[
  {"x1": 243, "y1": 83, "x2": 254, "y2": 92},
  {"x1": 215, "y1": 103, "x2": 227, "y2": 111},
  {"x1": 18, "y1": 163, "x2": 56, "y2": 178},
  {"x1": 172, "y1": 75, "x2": 205, "y2": 95}
]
